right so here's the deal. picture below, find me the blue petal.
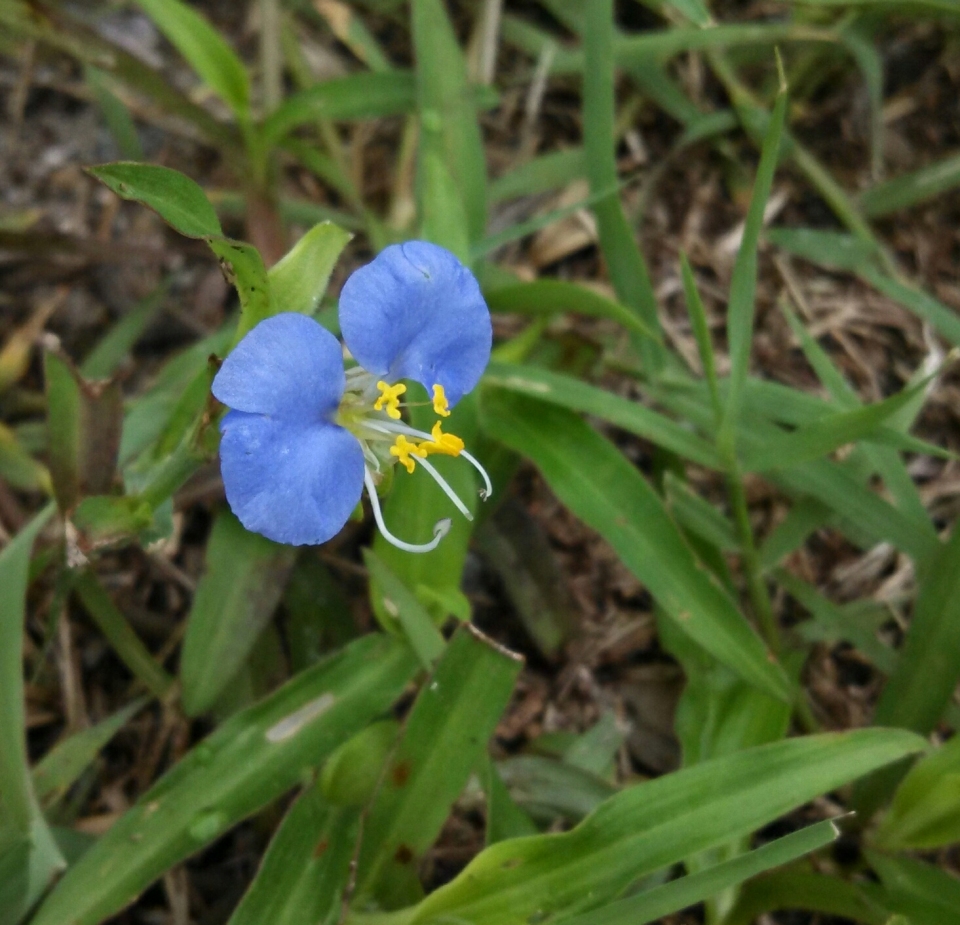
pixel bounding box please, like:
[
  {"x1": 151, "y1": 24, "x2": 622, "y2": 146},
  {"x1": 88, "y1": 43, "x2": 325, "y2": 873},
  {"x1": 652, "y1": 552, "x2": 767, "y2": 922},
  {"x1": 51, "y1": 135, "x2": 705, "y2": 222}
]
[
  {"x1": 212, "y1": 313, "x2": 344, "y2": 421},
  {"x1": 218, "y1": 410, "x2": 364, "y2": 546},
  {"x1": 339, "y1": 241, "x2": 492, "y2": 405}
]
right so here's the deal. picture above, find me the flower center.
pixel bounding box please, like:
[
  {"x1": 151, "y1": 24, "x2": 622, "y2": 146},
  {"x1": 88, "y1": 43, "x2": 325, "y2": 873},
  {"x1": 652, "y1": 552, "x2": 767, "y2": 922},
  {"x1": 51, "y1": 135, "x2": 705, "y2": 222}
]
[{"x1": 334, "y1": 369, "x2": 491, "y2": 553}]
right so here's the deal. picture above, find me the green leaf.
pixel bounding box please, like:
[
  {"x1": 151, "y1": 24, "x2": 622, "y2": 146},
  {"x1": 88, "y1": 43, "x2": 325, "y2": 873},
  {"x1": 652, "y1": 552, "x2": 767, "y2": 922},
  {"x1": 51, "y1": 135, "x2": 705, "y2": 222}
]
[
  {"x1": 134, "y1": 0, "x2": 250, "y2": 118},
  {"x1": 497, "y1": 756, "x2": 617, "y2": 825},
  {"x1": 85, "y1": 65, "x2": 143, "y2": 161},
  {"x1": 861, "y1": 151, "x2": 960, "y2": 217},
  {"x1": 875, "y1": 735, "x2": 960, "y2": 850},
  {"x1": 227, "y1": 782, "x2": 357, "y2": 925},
  {"x1": 483, "y1": 756, "x2": 538, "y2": 845},
  {"x1": 0, "y1": 504, "x2": 64, "y2": 923},
  {"x1": 419, "y1": 148, "x2": 471, "y2": 261},
  {"x1": 483, "y1": 362, "x2": 722, "y2": 469},
  {"x1": 263, "y1": 72, "x2": 417, "y2": 146},
  {"x1": 268, "y1": 222, "x2": 352, "y2": 317},
  {"x1": 412, "y1": 0, "x2": 488, "y2": 245},
  {"x1": 481, "y1": 391, "x2": 790, "y2": 701},
  {"x1": 583, "y1": 0, "x2": 661, "y2": 362},
  {"x1": 0, "y1": 424, "x2": 50, "y2": 494},
  {"x1": 562, "y1": 819, "x2": 839, "y2": 925},
  {"x1": 44, "y1": 350, "x2": 123, "y2": 513},
  {"x1": 489, "y1": 148, "x2": 586, "y2": 203},
  {"x1": 73, "y1": 570, "x2": 174, "y2": 700},
  {"x1": 321, "y1": 720, "x2": 400, "y2": 808},
  {"x1": 718, "y1": 79, "x2": 787, "y2": 452},
  {"x1": 484, "y1": 280, "x2": 656, "y2": 340},
  {"x1": 32, "y1": 699, "x2": 147, "y2": 809},
  {"x1": 31, "y1": 634, "x2": 418, "y2": 925},
  {"x1": 403, "y1": 730, "x2": 924, "y2": 925},
  {"x1": 867, "y1": 851, "x2": 960, "y2": 925},
  {"x1": 86, "y1": 163, "x2": 222, "y2": 239},
  {"x1": 353, "y1": 625, "x2": 523, "y2": 908},
  {"x1": 80, "y1": 283, "x2": 166, "y2": 380},
  {"x1": 71, "y1": 495, "x2": 155, "y2": 549},
  {"x1": 363, "y1": 550, "x2": 445, "y2": 669},
  {"x1": 180, "y1": 509, "x2": 297, "y2": 716},
  {"x1": 210, "y1": 238, "x2": 272, "y2": 342}
]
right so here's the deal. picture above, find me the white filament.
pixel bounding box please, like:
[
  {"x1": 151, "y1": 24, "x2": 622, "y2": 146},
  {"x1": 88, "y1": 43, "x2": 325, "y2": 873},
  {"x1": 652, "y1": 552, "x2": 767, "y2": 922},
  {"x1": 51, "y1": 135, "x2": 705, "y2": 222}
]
[
  {"x1": 417, "y1": 456, "x2": 474, "y2": 521},
  {"x1": 363, "y1": 466, "x2": 450, "y2": 553}
]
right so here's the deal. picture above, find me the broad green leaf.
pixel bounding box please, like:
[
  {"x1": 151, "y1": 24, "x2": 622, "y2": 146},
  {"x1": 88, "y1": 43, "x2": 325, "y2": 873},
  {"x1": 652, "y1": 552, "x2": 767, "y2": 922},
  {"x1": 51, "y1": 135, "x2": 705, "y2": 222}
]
[
  {"x1": 867, "y1": 851, "x2": 960, "y2": 925},
  {"x1": 80, "y1": 282, "x2": 166, "y2": 379},
  {"x1": 228, "y1": 781, "x2": 358, "y2": 925},
  {"x1": 268, "y1": 222, "x2": 351, "y2": 316},
  {"x1": 419, "y1": 149, "x2": 471, "y2": 261},
  {"x1": 875, "y1": 731, "x2": 960, "y2": 850},
  {"x1": 404, "y1": 730, "x2": 924, "y2": 925},
  {"x1": 73, "y1": 570, "x2": 174, "y2": 699},
  {"x1": 31, "y1": 634, "x2": 418, "y2": 925},
  {"x1": 483, "y1": 362, "x2": 722, "y2": 468},
  {"x1": 263, "y1": 72, "x2": 417, "y2": 146},
  {"x1": 0, "y1": 504, "x2": 64, "y2": 923},
  {"x1": 583, "y1": 0, "x2": 661, "y2": 364},
  {"x1": 484, "y1": 280, "x2": 656, "y2": 340},
  {"x1": 135, "y1": 0, "x2": 250, "y2": 118},
  {"x1": 87, "y1": 163, "x2": 222, "y2": 239},
  {"x1": 354, "y1": 625, "x2": 523, "y2": 908},
  {"x1": 718, "y1": 78, "x2": 787, "y2": 452},
  {"x1": 481, "y1": 391, "x2": 790, "y2": 700},
  {"x1": 561, "y1": 819, "x2": 839, "y2": 925},
  {"x1": 180, "y1": 508, "x2": 297, "y2": 716},
  {"x1": 32, "y1": 699, "x2": 147, "y2": 809},
  {"x1": 363, "y1": 550, "x2": 445, "y2": 669},
  {"x1": 412, "y1": 0, "x2": 488, "y2": 245},
  {"x1": 45, "y1": 350, "x2": 123, "y2": 513},
  {"x1": 321, "y1": 720, "x2": 400, "y2": 808},
  {"x1": 861, "y1": 151, "x2": 960, "y2": 217}
]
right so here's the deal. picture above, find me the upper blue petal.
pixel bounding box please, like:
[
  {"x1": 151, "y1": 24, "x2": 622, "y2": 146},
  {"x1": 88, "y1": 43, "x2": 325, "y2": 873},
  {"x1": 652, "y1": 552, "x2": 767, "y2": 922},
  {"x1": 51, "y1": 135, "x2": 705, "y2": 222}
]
[
  {"x1": 212, "y1": 313, "x2": 344, "y2": 421},
  {"x1": 218, "y1": 410, "x2": 364, "y2": 545},
  {"x1": 338, "y1": 241, "x2": 492, "y2": 405}
]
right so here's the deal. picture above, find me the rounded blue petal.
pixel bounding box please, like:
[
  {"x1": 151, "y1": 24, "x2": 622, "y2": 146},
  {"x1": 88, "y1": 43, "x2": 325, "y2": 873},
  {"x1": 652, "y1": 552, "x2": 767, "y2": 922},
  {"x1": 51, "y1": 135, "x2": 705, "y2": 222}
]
[
  {"x1": 212, "y1": 313, "x2": 344, "y2": 421},
  {"x1": 339, "y1": 241, "x2": 492, "y2": 405},
  {"x1": 218, "y1": 410, "x2": 364, "y2": 546}
]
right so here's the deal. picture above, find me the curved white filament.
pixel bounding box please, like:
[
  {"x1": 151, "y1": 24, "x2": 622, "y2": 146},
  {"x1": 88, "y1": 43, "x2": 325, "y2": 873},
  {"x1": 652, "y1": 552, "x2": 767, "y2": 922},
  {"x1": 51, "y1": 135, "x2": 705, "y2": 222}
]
[{"x1": 364, "y1": 466, "x2": 450, "y2": 553}]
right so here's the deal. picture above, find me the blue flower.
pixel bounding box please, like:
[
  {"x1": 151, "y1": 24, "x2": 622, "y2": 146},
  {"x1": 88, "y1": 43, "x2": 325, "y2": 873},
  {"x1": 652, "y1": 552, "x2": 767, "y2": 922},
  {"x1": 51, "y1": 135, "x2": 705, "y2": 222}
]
[{"x1": 211, "y1": 241, "x2": 492, "y2": 550}]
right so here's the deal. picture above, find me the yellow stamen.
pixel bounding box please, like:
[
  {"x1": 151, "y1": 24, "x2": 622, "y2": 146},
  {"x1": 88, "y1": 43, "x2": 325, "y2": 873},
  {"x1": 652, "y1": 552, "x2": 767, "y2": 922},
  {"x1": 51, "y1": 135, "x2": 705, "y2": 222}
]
[
  {"x1": 421, "y1": 421, "x2": 464, "y2": 458},
  {"x1": 432, "y1": 384, "x2": 450, "y2": 418},
  {"x1": 374, "y1": 381, "x2": 406, "y2": 420},
  {"x1": 389, "y1": 435, "x2": 427, "y2": 474}
]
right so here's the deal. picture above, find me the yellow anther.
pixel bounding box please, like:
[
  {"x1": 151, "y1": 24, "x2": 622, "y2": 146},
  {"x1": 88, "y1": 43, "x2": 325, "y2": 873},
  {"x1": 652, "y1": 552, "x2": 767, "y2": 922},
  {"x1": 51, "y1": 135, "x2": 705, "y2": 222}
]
[
  {"x1": 389, "y1": 435, "x2": 427, "y2": 474},
  {"x1": 421, "y1": 421, "x2": 464, "y2": 458},
  {"x1": 374, "y1": 381, "x2": 406, "y2": 420},
  {"x1": 432, "y1": 384, "x2": 450, "y2": 418}
]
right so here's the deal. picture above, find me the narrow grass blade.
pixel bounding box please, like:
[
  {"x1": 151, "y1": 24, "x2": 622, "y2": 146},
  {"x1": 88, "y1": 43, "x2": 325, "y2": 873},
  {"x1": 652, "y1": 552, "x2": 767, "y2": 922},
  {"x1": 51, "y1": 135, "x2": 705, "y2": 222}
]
[
  {"x1": 227, "y1": 781, "x2": 357, "y2": 925},
  {"x1": 481, "y1": 391, "x2": 790, "y2": 700},
  {"x1": 484, "y1": 280, "x2": 656, "y2": 340},
  {"x1": 861, "y1": 151, "x2": 960, "y2": 217},
  {"x1": 85, "y1": 66, "x2": 143, "y2": 161},
  {"x1": 483, "y1": 756, "x2": 538, "y2": 845},
  {"x1": 134, "y1": 0, "x2": 250, "y2": 119},
  {"x1": 412, "y1": 0, "x2": 488, "y2": 245},
  {"x1": 72, "y1": 570, "x2": 174, "y2": 700},
  {"x1": 483, "y1": 362, "x2": 722, "y2": 469},
  {"x1": 32, "y1": 699, "x2": 148, "y2": 809},
  {"x1": 80, "y1": 283, "x2": 166, "y2": 380},
  {"x1": 363, "y1": 550, "x2": 445, "y2": 669},
  {"x1": 180, "y1": 509, "x2": 297, "y2": 716},
  {"x1": 583, "y1": 0, "x2": 661, "y2": 361},
  {"x1": 867, "y1": 851, "x2": 960, "y2": 925},
  {"x1": 680, "y1": 254, "x2": 721, "y2": 420},
  {"x1": 405, "y1": 730, "x2": 924, "y2": 925},
  {"x1": 262, "y1": 72, "x2": 418, "y2": 147},
  {"x1": 664, "y1": 473, "x2": 738, "y2": 552},
  {"x1": 0, "y1": 504, "x2": 64, "y2": 921},
  {"x1": 353, "y1": 625, "x2": 523, "y2": 908},
  {"x1": 30, "y1": 635, "x2": 418, "y2": 925},
  {"x1": 718, "y1": 78, "x2": 787, "y2": 452},
  {"x1": 562, "y1": 819, "x2": 839, "y2": 925},
  {"x1": 489, "y1": 148, "x2": 586, "y2": 203}
]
